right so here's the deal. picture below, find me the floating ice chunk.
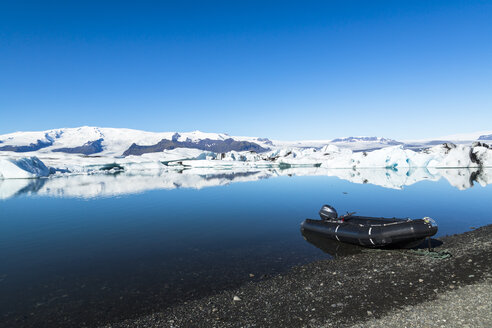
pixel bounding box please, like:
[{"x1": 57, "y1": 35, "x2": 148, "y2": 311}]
[{"x1": 0, "y1": 156, "x2": 50, "y2": 179}]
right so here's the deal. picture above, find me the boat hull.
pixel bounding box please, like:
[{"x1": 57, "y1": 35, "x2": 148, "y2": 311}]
[{"x1": 300, "y1": 216, "x2": 438, "y2": 248}]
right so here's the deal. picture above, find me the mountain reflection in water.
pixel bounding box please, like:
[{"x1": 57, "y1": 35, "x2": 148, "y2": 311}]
[{"x1": 1, "y1": 167, "x2": 491, "y2": 199}]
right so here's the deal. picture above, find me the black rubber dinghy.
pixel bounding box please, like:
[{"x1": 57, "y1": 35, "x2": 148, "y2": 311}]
[{"x1": 301, "y1": 205, "x2": 438, "y2": 248}]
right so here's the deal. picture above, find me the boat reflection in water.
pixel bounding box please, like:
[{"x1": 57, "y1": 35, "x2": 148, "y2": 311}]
[
  {"x1": 301, "y1": 227, "x2": 443, "y2": 258},
  {"x1": 301, "y1": 229, "x2": 365, "y2": 259}
]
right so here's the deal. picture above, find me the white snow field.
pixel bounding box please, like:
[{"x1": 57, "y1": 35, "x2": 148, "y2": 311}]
[{"x1": 0, "y1": 126, "x2": 491, "y2": 197}]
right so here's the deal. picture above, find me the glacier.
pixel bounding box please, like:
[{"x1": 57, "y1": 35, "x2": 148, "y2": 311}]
[{"x1": 0, "y1": 127, "x2": 491, "y2": 198}]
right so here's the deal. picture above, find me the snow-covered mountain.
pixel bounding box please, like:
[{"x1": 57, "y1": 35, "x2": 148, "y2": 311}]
[
  {"x1": 1, "y1": 126, "x2": 491, "y2": 157},
  {"x1": 0, "y1": 126, "x2": 491, "y2": 180},
  {"x1": 0, "y1": 126, "x2": 273, "y2": 157}
]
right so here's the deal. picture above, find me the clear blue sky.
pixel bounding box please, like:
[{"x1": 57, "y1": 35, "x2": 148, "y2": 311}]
[{"x1": 1, "y1": 1, "x2": 491, "y2": 140}]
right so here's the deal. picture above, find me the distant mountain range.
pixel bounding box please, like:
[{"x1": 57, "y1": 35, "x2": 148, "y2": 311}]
[
  {"x1": 0, "y1": 126, "x2": 491, "y2": 157},
  {"x1": 0, "y1": 127, "x2": 272, "y2": 156},
  {"x1": 330, "y1": 136, "x2": 402, "y2": 144}
]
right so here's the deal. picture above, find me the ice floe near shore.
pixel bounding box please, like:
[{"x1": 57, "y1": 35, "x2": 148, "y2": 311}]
[{"x1": 0, "y1": 157, "x2": 50, "y2": 179}]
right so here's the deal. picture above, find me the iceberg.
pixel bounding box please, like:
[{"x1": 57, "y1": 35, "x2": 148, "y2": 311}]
[
  {"x1": 1, "y1": 142, "x2": 492, "y2": 180},
  {"x1": 0, "y1": 156, "x2": 50, "y2": 179}
]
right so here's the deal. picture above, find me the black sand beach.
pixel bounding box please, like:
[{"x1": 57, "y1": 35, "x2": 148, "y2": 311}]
[{"x1": 100, "y1": 224, "x2": 492, "y2": 328}]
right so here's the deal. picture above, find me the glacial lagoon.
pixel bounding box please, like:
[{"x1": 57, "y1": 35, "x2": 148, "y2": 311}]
[{"x1": 1, "y1": 168, "x2": 491, "y2": 327}]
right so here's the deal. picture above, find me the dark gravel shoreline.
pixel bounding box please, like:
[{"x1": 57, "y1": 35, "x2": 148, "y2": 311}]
[{"x1": 103, "y1": 224, "x2": 492, "y2": 328}]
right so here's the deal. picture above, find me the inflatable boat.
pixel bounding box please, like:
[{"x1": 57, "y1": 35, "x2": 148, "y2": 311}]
[{"x1": 300, "y1": 205, "x2": 438, "y2": 248}]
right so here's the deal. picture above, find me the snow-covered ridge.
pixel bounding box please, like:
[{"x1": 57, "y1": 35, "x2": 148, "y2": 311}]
[
  {"x1": 1, "y1": 126, "x2": 491, "y2": 156},
  {"x1": 0, "y1": 127, "x2": 274, "y2": 157},
  {"x1": 331, "y1": 136, "x2": 401, "y2": 144}
]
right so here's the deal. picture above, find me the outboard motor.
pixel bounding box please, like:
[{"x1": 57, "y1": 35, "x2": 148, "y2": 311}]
[{"x1": 319, "y1": 205, "x2": 338, "y2": 221}]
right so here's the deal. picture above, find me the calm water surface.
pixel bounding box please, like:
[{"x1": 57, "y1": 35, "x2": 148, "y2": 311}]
[{"x1": 1, "y1": 171, "x2": 491, "y2": 327}]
